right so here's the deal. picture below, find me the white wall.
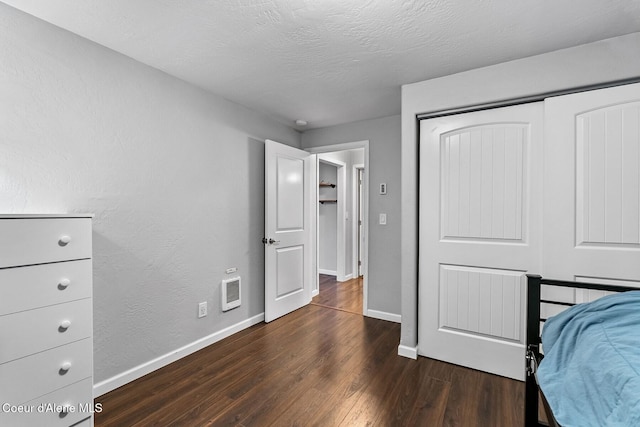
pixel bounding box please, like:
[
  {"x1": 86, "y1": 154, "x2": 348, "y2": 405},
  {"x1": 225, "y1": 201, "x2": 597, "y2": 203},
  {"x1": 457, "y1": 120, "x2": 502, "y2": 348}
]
[
  {"x1": 400, "y1": 32, "x2": 640, "y2": 355},
  {"x1": 0, "y1": 3, "x2": 300, "y2": 391},
  {"x1": 302, "y1": 116, "x2": 401, "y2": 317},
  {"x1": 318, "y1": 162, "x2": 338, "y2": 274}
]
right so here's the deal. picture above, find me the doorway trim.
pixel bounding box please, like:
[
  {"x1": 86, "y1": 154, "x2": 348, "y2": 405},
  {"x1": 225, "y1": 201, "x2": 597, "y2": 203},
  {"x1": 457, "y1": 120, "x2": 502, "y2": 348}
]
[
  {"x1": 353, "y1": 164, "x2": 364, "y2": 279},
  {"x1": 306, "y1": 140, "x2": 370, "y2": 316}
]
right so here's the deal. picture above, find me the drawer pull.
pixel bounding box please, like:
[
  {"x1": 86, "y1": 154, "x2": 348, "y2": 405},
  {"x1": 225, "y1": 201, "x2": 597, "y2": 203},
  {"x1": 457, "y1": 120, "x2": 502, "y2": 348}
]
[
  {"x1": 59, "y1": 362, "x2": 72, "y2": 374},
  {"x1": 59, "y1": 319, "x2": 72, "y2": 331},
  {"x1": 58, "y1": 235, "x2": 72, "y2": 246},
  {"x1": 59, "y1": 403, "x2": 72, "y2": 418},
  {"x1": 58, "y1": 278, "x2": 71, "y2": 290}
]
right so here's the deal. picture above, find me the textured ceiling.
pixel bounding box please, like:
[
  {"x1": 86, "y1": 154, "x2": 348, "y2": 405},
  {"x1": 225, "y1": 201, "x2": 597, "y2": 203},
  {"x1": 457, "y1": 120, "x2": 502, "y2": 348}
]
[{"x1": 3, "y1": 0, "x2": 640, "y2": 130}]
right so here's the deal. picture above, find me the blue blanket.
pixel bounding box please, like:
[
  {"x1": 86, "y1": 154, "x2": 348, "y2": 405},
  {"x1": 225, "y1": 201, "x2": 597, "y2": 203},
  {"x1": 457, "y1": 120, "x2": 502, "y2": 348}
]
[{"x1": 538, "y1": 291, "x2": 640, "y2": 427}]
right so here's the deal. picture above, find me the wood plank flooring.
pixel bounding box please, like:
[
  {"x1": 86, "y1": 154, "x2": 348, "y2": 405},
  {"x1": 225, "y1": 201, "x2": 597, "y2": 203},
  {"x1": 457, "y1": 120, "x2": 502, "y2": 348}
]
[
  {"x1": 95, "y1": 277, "x2": 524, "y2": 426},
  {"x1": 311, "y1": 274, "x2": 363, "y2": 315}
]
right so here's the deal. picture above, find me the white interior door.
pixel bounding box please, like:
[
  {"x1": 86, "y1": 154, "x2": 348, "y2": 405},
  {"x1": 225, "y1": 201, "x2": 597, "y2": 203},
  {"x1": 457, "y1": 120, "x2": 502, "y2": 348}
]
[
  {"x1": 543, "y1": 83, "x2": 640, "y2": 298},
  {"x1": 418, "y1": 103, "x2": 543, "y2": 380},
  {"x1": 265, "y1": 139, "x2": 316, "y2": 323}
]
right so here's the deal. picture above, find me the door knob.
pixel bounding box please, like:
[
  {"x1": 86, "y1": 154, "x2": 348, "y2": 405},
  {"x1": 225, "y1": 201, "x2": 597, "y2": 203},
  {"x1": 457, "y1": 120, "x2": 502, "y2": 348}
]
[{"x1": 268, "y1": 238, "x2": 280, "y2": 245}]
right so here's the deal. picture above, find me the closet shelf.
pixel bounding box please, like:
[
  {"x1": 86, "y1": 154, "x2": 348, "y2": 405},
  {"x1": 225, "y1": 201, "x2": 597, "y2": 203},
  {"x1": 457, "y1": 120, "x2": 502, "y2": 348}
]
[
  {"x1": 319, "y1": 199, "x2": 337, "y2": 204},
  {"x1": 319, "y1": 181, "x2": 336, "y2": 188}
]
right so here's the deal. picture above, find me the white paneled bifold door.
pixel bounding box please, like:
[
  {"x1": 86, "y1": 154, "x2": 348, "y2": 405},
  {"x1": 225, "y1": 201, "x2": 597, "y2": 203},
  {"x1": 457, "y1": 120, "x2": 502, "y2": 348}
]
[
  {"x1": 419, "y1": 103, "x2": 543, "y2": 381},
  {"x1": 418, "y1": 82, "x2": 640, "y2": 381}
]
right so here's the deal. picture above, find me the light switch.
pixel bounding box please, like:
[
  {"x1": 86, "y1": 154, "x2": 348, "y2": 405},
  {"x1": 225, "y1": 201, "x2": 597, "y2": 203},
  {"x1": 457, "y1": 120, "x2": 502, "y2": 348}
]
[{"x1": 379, "y1": 213, "x2": 387, "y2": 225}]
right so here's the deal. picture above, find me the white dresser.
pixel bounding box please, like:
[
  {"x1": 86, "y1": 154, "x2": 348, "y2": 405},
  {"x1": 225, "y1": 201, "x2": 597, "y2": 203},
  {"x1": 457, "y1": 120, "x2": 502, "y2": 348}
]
[{"x1": 0, "y1": 215, "x2": 93, "y2": 427}]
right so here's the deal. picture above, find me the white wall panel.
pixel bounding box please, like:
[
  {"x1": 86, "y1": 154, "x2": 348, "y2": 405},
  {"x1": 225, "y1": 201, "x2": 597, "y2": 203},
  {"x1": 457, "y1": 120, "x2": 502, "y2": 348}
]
[
  {"x1": 575, "y1": 276, "x2": 640, "y2": 303},
  {"x1": 276, "y1": 246, "x2": 304, "y2": 298},
  {"x1": 622, "y1": 107, "x2": 640, "y2": 243},
  {"x1": 542, "y1": 276, "x2": 640, "y2": 324},
  {"x1": 439, "y1": 264, "x2": 524, "y2": 342},
  {"x1": 277, "y1": 157, "x2": 304, "y2": 231},
  {"x1": 577, "y1": 103, "x2": 640, "y2": 246},
  {"x1": 441, "y1": 125, "x2": 526, "y2": 241}
]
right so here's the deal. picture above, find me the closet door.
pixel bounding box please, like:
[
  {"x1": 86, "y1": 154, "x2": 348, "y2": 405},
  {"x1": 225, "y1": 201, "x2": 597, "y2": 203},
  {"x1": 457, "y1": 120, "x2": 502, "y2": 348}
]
[
  {"x1": 544, "y1": 83, "x2": 640, "y2": 296},
  {"x1": 418, "y1": 103, "x2": 543, "y2": 380}
]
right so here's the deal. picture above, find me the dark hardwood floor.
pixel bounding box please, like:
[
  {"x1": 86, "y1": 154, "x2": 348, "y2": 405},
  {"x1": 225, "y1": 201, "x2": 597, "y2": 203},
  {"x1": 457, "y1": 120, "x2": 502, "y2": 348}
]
[
  {"x1": 311, "y1": 274, "x2": 363, "y2": 315},
  {"x1": 95, "y1": 277, "x2": 524, "y2": 426}
]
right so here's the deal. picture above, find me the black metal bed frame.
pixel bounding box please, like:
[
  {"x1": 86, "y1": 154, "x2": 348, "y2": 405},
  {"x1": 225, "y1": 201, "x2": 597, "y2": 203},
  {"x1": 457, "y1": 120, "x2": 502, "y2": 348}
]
[{"x1": 524, "y1": 274, "x2": 637, "y2": 427}]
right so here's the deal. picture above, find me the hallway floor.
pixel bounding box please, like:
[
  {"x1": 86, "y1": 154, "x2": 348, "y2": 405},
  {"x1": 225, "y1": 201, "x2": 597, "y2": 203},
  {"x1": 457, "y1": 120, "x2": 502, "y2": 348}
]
[{"x1": 311, "y1": 274, "x2": 363, "y2": 315}]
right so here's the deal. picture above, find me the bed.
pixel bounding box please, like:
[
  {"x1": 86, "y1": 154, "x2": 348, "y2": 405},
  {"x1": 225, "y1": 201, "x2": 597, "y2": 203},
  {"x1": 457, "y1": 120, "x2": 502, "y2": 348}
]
[{"x1": 524, "y1": 274, "x2": 640, "y2": 427}]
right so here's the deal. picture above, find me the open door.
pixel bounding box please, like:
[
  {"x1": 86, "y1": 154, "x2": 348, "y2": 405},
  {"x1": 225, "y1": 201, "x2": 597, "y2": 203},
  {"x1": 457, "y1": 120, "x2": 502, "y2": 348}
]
[{"x1": 264, "y1": 139, "x2": 316, "y2": 322}]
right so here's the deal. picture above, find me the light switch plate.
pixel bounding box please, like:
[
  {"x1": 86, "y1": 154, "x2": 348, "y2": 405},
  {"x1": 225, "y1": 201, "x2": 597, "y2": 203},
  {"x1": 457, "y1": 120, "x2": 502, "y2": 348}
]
[
  {"x1": 198, "y1": 302, "x2": 207, "y2": 318},
  {"x1": 379, "y1": 213, "x2": 387, "y2": 225}
]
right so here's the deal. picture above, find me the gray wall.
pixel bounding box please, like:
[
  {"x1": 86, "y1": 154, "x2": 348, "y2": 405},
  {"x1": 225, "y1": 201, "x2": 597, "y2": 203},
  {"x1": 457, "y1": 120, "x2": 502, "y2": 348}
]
[
  {"x1": 302, "y1": 115, "x2": 401, "y2": 316},
  {"x1": 0, "y1": 3, "x2": 300, "y2": 386},
  {"x1": 400, "y1": 32, "x2": 640, "y2": 353},
  {"x1": 318, "y1": 162, "x2": 338, "y2": 273}
]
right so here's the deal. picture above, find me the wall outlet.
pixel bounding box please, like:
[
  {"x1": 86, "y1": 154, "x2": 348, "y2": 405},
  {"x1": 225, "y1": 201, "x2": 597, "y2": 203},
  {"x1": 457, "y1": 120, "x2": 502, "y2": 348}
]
[{"x1": 198, "y1": 301, "x2": 207, "y2": 318}]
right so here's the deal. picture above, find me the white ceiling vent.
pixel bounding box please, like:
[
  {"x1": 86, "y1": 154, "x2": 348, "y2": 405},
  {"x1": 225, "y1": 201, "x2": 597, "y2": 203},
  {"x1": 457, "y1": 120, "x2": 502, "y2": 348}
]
[{"x1": 221, "y1": 276, "x2": 241, "y2": 312}]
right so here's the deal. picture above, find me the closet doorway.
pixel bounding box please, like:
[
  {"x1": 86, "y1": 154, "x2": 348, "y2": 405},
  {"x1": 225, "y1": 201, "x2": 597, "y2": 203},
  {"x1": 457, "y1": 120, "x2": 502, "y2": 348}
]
[
  {"x1": 306, "y1": 141, "x2": 369, "y2": 316},
  {"x1": 317, "y1": 159, "x2": 344, "y2": 279}
]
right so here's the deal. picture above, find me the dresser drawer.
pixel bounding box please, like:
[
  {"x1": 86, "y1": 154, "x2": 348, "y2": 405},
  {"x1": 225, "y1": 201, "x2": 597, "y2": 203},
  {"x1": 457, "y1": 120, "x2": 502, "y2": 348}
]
[
  {"x1": 0, "y1": 378, "x2": 93, "y2": 427},
  {"x1": 0, "y1": 218, "x2": 91, "y2": 268},
  {"x1": 0, "y1": 299, "x2": 92, "y2": 364},
  {"x1": 0, "y1": 338, "x2": 92, "y2": 405},
  {"x1": 0, "y1": 260, "x2": 92, "y2": 316}
]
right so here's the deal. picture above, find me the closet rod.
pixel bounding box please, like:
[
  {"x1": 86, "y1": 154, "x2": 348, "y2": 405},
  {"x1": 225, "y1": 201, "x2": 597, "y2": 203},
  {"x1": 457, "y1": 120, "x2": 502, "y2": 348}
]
[{"x1": 416, "y1": 76, "x2": 640, "y2": 121}]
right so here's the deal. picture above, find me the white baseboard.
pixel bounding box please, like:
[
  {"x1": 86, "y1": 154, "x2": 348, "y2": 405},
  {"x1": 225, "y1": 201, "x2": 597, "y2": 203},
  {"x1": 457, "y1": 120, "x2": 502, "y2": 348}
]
[
  {"x1": 93, "y1": 312, "x2": 265, "y2": 397},
  {"x1": 337, "y1": 273, "x2": 353, "y2": 282},
  {"x1": 366, "y1": 309, "x2": 401, "y2": 323},
  {"x1": 398, "y1": 344, "x2": 418, "y2": 360},
  {"x1": 318, "y1": 269, "x2": 337, "y2": 276}
]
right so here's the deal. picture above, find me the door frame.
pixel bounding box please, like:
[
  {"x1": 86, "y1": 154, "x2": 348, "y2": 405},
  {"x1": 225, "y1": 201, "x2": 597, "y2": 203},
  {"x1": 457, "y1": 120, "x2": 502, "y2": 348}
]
[
  {"x1": 353, "y1": 164, "x2": 364, "y2": 278},
  {"x1": 306, "y1": 140, "x2": 370, "y2": 315}
]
